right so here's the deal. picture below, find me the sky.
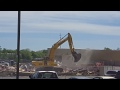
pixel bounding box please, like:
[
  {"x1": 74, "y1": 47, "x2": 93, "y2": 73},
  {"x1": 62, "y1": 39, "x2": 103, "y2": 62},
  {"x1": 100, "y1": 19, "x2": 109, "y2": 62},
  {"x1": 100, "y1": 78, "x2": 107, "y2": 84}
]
[{"x1": 0, "y1": 11, "x2": 120, "y2": 51}]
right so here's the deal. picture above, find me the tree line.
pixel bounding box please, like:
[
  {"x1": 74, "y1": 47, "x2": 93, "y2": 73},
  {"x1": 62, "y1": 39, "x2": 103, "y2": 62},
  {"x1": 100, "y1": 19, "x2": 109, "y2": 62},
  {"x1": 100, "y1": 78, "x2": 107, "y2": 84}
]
[
  {"x1": 0, "y1": 46, "x2": 47, "y2": 62},
  {"x1": 104, "y1": 47, "x2": 120, "y2": 50},
  {"x1": 0, "y1": 46, "x2": 120, "y2": 62}
]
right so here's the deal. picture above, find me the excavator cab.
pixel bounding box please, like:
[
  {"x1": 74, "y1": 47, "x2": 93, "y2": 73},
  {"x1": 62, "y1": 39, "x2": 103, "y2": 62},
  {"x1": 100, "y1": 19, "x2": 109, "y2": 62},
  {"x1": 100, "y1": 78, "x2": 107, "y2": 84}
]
[{"x1": 72, "y1": 51, "x2": 81, "y2": 62}]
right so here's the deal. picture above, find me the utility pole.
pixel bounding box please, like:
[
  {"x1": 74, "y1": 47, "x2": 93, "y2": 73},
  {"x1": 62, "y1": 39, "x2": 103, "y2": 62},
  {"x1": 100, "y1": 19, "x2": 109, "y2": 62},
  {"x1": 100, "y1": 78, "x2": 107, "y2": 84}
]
[
  {"x1": 60, "y1": 33, "x2": 61, "y2": 48},
  {"x1": 16, "y1": 11, "x2": 21, "y2": 79}
]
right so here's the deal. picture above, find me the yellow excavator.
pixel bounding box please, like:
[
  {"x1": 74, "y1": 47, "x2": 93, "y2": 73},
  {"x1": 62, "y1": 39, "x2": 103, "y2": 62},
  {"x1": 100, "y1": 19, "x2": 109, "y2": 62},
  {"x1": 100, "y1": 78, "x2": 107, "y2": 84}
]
[{"x1": 32, "y1": 33, "x2": 81, "y2": 72}]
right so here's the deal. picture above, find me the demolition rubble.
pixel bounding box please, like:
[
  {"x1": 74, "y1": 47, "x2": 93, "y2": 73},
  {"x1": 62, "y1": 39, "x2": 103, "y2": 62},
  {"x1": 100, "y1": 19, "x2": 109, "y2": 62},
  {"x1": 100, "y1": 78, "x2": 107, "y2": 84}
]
[
  {"x1": 0, "y1": 60, "x2": 102, "y2": 76},
  {"x1": 0, "y1": 62, "x2": 35, "y2": 76}
]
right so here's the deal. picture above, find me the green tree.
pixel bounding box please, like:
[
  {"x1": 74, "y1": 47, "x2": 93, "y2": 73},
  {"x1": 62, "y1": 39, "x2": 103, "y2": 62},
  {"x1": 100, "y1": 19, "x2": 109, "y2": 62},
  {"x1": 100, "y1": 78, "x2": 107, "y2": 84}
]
[
  {"x1": 20, "y1": 49, "x2": 32, "y2": 60},
  {"x1": 104, "y1": 47, "x2": 112, "y2": 50},
  {"x1": 2, "y1": 48, "x2": 8, "y2": 59},
  {"x1": 36, "y1": 51, "x2": 44, "y2": 58},
  {"x1": 0, "y1": 47, "x2": 48, "y2": 61},
  {"x1": 31, "y1": 51, "x2": 39, "y2": 59},
  {"x1": 31, "y1": 49, "x2": 48, "y2": 59}
]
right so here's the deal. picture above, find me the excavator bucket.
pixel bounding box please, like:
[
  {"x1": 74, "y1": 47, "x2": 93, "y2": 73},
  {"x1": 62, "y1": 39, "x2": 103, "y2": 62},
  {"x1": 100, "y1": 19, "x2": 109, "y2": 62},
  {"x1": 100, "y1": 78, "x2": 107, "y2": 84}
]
[{"x1": 72, "y1": 52, "x2": 81, "y2": 62}]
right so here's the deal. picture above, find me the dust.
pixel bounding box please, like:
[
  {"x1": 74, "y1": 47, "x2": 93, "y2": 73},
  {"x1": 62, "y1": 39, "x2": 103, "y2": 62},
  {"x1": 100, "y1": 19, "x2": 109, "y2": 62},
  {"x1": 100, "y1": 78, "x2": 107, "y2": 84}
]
[
  {"x1": 61, "y1": 54, "x2": 75, "y2": 68},
  {"x1": 77, "y1": 49, "x2": 93, "y2": 65},
  {"x1": 61, "y1": 49, "x2": 93, "y2": 68}
]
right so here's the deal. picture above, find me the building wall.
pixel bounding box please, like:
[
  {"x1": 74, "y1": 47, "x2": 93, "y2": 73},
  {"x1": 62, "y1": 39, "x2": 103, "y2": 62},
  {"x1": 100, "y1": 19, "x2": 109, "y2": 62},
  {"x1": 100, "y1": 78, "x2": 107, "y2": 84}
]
[{"x1": 47, "y1": 48, "x2": 120, "y2": 66}]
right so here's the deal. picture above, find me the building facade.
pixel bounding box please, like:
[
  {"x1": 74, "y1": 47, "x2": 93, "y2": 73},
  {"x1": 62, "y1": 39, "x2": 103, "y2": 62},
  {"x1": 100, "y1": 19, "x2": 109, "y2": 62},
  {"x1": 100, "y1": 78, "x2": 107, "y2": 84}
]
[{"x1": 47, "y1": 48, "x2": 120, "y2": 66}]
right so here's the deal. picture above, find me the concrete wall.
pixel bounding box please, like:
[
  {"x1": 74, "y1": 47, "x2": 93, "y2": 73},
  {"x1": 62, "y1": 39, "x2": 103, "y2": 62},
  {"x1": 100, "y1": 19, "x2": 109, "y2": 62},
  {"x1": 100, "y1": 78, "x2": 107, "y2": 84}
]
[
  {"x1": 47, "y1": 48, "x2": 120, "y2": 66},
  {"x1": 99, "y1": 66, "x2": 120, "y2": 76}
]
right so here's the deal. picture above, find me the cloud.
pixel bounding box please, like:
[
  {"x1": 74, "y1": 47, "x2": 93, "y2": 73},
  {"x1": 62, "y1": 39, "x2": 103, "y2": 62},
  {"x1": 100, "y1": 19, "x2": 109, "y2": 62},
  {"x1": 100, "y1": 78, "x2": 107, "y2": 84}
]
[
  {"x1": 23, "y1": 22, "x2": 120, "y2": 36},
  {"x1": 1, "y1": 11, "x2": 120, "y2": 22},
  {"x1": 21, "y1": 11, "x2": 120, "y2": 22},
  {"x1": 0, "y1": 11, "x2": 120, "y2": 36}
]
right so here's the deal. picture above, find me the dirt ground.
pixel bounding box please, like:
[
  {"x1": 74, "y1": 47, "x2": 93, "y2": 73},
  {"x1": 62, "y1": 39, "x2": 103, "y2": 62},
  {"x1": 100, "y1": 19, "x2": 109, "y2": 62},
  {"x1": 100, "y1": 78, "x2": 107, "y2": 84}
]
[{"x1": 0, "y1": 76, "x2": 95, "y2": 79}]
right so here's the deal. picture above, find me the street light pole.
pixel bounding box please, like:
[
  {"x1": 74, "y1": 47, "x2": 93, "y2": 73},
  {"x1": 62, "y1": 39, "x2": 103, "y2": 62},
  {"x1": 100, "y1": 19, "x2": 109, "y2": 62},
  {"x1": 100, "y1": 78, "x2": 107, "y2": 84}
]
[{"x1": 16, "y1": 11, "x2": 21, "y2": 79}]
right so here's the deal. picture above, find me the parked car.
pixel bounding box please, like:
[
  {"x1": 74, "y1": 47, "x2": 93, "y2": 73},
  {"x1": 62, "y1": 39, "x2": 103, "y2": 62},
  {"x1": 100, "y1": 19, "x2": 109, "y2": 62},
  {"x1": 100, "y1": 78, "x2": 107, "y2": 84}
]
[
  {"x1": 93, "y1": 76, "x2": 116, "y2": 79},
  {"x1": 115, "y1": 71, "x2": 120, "y2": 79},
  {"x1": 105, "y1": 70, "x2": 120, "y2": 76},
  {"x1": 29, "y1": 71, "x2": 59, "y2": 79},
  {"x1": 68, "y1": 76, "x2": 91, "y2": 79}
]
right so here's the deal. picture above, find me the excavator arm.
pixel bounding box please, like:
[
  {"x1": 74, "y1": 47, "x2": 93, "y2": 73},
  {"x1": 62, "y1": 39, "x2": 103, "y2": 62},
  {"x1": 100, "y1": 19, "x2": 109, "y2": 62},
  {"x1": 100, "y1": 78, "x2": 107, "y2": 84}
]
[{"x1": 48, "y1": 33, "x2": 81, "y2": 62}]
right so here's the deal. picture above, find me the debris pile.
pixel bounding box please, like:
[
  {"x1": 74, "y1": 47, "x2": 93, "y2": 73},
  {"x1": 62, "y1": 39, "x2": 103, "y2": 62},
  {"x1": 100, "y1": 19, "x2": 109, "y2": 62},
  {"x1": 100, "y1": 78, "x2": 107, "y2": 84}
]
[
  {"x1": 58, "y1": 62, "x2": 102, "y2": 76},
  {"x1": 0, "y1": 62, "x2": 35, "y2": 76},
  {"x1": 19, "y1": 63, "x2": 35, "y2": 72}
]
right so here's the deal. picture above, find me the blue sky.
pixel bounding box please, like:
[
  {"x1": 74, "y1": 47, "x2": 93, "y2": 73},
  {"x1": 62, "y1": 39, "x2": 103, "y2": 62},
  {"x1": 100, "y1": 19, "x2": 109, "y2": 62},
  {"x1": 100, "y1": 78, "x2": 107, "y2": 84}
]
[{"x1": 0, "y1": 11, "x2": 120, "y2": 51}]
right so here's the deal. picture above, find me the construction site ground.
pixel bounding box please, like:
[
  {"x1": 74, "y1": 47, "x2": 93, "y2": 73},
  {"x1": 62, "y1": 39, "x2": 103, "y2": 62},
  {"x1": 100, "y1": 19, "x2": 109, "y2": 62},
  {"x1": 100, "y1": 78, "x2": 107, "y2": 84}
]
[{"x1": 0, "y1": 76, "x2": 96, "y2": 79}]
